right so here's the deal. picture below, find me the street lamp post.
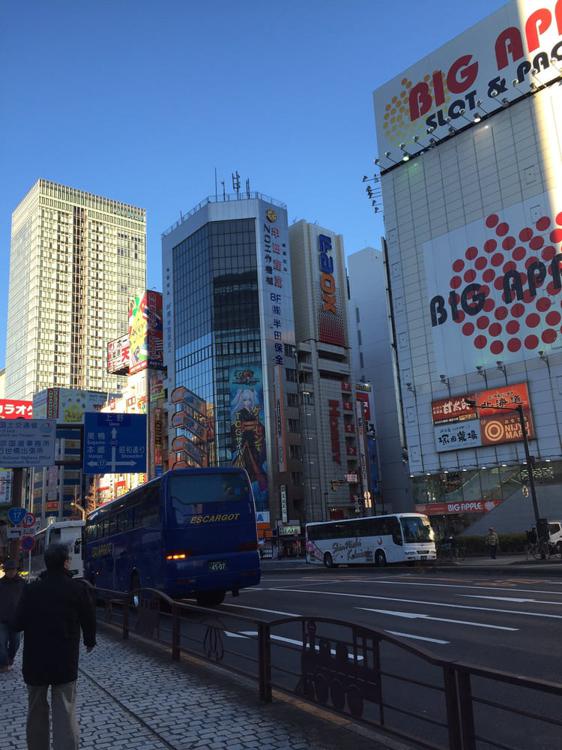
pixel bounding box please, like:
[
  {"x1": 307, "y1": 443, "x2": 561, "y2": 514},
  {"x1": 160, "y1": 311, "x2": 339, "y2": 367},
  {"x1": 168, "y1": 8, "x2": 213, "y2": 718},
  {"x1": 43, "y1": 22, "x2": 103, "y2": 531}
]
[
  {"x1": 70, "y1": 502, "x2": 86, "y2": 521},
  {"x1": 465, "y1": 399, "x2": 543, "y2": 541}
]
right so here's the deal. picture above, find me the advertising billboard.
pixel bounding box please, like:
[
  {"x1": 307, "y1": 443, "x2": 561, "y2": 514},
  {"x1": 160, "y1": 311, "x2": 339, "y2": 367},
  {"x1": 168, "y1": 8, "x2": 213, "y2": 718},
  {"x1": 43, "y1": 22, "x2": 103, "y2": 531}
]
[
  {"x1": 229, "y1": 365, "x2": 268, "y2": 508},
  {"x1": 432, "y1": 383, "x2": 534, "y2": 452},
  {"x1": 0, "y1": 400, "x2": 32, "y2": 419},
  {"x1": 33, "y1": 388, "x2": 112, "y2": 424},
  {"x1": 415, "y1": 499, "x2": 502, "y2": 516},
  {"x1": 425, "y1": 191, "x2": 562, "y2": 377},
  {"x1": 107, "y1": 334, "x2": 130, "y2": 375},
  {"x1": 129, "y1": 291, "x2": 164, "y2": 374},
  {"x1": 373, "y1": 1, "x2": 562, "y2": 159},
  {"x1": 317, "y1": 233, "x2": 346, "y2": 346}
]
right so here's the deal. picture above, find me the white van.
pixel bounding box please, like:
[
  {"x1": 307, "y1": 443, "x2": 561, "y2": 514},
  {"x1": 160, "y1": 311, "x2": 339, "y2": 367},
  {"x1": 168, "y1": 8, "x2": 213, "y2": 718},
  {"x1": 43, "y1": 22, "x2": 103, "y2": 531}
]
[{"x1": 29, "y1": 521, "x2": 85, "y2": 580}]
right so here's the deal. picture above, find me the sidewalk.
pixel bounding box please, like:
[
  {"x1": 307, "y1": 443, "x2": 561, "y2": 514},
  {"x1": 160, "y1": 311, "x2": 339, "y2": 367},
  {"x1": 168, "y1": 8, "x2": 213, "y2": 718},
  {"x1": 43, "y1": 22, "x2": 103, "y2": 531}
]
[{"x1": 0, "y1": 630, "x2": 410, "y2": 750}]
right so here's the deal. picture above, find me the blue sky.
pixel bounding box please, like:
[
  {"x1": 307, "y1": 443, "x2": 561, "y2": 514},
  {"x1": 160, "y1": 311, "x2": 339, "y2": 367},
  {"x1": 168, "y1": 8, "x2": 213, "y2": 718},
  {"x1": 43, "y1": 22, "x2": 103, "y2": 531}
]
[{"x1": 0, "y1": 0, "x2": 505, "y2": 367}]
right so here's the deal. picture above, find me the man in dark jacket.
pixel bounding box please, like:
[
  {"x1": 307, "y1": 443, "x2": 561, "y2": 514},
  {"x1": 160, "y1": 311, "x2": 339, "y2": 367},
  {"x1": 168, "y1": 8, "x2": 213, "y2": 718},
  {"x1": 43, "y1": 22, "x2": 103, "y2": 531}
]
[
  {"x1": 0, "y1": 558, "x2": 25, "y2": 671},
  {"x1": 14, "y1": 543, "x2": 96, "y2": 750}
]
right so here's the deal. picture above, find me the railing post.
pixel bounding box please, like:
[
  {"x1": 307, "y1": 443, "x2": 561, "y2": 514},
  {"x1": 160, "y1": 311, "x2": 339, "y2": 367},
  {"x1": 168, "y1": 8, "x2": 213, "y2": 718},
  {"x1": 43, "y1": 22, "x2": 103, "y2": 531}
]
[
  {"x1": 171, "y1": 603, "x2": 180, "y2": 661},
  {"x1": 258, "y1": 622, "x2": 272, "y2": 703},
  {"x1": 122, "y1": 596, "x2": 129, "y2": 640},
  {"x1": 443, "y1": 665, "x2": 462, "y2": 750},
  {"x1": 457, "y1": 669, "x2": 476, "y2": 750}
]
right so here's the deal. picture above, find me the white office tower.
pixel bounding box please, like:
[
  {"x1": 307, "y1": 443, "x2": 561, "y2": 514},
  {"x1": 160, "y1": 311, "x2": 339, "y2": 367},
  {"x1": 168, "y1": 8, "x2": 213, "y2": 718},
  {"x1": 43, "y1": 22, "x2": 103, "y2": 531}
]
[
  {"x1": 347, "y1": 247, "x2": 413, "y2": 512},
  {"x1": 6, "y1": 179, "x2": 146, "y2": 399}
]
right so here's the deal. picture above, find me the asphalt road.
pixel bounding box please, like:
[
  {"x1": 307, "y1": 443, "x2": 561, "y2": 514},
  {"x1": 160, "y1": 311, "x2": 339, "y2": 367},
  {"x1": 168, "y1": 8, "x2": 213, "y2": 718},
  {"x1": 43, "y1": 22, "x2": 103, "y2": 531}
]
[
  {"x1": 205, "y1": 566, "x2": 562, "y2": 750},
  {"x1": 104, "y1": 566, "x2": 562, "y2": 750}
]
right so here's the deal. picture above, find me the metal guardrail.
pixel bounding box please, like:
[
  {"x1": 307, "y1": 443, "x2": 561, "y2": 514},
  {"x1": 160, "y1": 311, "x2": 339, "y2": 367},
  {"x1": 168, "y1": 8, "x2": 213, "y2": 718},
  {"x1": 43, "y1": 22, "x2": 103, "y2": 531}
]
[{"x1": 92, "y1": 585, "x2": 562, "y2": 750}]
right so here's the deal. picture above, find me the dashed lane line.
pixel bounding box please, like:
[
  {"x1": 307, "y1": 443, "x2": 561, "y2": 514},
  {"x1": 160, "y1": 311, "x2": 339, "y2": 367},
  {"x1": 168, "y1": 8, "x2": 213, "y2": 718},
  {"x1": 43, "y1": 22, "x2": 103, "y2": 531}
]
[
  {"x1": 220, "y1": 602, "x2": 301, "y2": 617},
  {"x1": 260, "y1": 586, "x2": 562, "y2": 621},
  {"x1": 384, "y1": 630, "x2": 450, "y2": 645},
  {"x1": 356, "y1": 607, "x2": 518, "y2": 631}
]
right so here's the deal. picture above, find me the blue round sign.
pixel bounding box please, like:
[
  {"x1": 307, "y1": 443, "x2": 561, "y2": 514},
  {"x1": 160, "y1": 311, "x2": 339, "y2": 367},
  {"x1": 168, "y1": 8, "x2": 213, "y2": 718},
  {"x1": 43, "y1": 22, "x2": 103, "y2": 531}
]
[
  {"x1": 20, "y1": 536, "x2": 35, "y2": 552},
  {"x1": 8, "y1": 507, "x2": 26, "y2": 525}
]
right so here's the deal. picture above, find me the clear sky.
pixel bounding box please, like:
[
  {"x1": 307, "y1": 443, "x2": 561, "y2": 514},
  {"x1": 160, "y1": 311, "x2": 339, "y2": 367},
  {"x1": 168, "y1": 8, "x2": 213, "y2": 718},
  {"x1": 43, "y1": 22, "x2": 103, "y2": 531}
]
[{"x1": 0, "y1": 0, "x2": 506, "y2": 368}]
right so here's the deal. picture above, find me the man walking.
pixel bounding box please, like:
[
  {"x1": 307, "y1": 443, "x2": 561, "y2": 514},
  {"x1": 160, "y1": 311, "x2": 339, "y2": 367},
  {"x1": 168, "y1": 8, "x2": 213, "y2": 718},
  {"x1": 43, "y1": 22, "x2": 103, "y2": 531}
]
[
  {"x1": 486, "y1": 527, "x2": 499, "y2": 559},
  {"x1": 14, "y1": 543, "x2": 96, "y2": 750},
  {"x1": 0, "y1": 559, "x2": 25, "y2": 671}
]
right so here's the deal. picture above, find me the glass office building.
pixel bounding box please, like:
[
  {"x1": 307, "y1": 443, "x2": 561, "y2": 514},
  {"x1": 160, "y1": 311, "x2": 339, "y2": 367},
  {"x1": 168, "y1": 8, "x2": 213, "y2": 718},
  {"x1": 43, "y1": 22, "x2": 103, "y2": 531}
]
[{"x1": 162, "y1": 193, "x2": 302, "y2": 526}]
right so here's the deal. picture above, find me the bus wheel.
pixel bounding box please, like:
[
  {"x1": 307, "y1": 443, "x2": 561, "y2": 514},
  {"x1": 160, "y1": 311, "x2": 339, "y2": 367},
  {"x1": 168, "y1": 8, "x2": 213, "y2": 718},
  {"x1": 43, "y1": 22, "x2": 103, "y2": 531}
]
[
  {"x1": 323, "y1": 552, "x2": 337, "y2": 569},
  {"x1": 375, "y1": 550, "x2": 387, "y2": 567},
  {"x1": 196, "y1": 591, "x2": 225, "y2": 607},
  {"x1": 130, "y1": 573, "x2": 141, "y2": 610}
]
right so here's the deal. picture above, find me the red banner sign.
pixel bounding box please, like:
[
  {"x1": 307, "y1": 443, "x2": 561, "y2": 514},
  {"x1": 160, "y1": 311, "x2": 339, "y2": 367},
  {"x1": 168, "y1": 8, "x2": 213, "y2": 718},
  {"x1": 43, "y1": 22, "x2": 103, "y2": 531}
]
[
  {"x1": 415, "y1": 499, "x2": 502, "y2": 516},
  {"x1": 0, "y1": 400, "x2": 32, "y2": 420}
]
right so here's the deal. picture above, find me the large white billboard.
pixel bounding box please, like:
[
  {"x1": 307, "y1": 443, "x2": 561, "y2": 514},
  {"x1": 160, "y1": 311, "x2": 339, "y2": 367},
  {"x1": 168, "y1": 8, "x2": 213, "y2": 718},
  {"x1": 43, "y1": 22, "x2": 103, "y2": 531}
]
[
  {"x1": 425, "y1": 190, "x2": 562, "y2": 376},
  {"x1": 373, "y1": 0, "x2": 562, "y2": 159}
]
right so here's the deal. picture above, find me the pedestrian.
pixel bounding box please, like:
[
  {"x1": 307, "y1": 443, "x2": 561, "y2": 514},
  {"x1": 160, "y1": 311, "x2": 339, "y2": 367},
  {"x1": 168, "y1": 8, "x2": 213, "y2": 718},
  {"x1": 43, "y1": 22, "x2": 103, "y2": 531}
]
[
  {"x1": 0, "y1": 559, "x2": 25, "y2": 672},
  {"x1": 14, "y1": 543, "x2": 96, "y2": 750},
  {"x1": 486, "y1": 527, "x2": 499, "y2": 559}
]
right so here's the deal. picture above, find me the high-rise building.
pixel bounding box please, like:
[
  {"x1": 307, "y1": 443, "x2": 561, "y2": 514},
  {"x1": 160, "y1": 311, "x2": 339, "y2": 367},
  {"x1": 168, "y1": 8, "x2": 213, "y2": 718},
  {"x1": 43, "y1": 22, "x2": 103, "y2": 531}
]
[
  {"x1": 162, "y1": 192, "x2": 301, "y2": 533},
  {"x1": 6, "y1": 179, "x2": 146, "y2": 400},
  {"x1": 347, "y1": 247, "x2": 412, "y2": 513},
  {"x1": 289, "y1": 220, "x2": 365, "y2": 521},
  {"x1": 373, "y1": 0, "x2": 562, "y2": 534}
]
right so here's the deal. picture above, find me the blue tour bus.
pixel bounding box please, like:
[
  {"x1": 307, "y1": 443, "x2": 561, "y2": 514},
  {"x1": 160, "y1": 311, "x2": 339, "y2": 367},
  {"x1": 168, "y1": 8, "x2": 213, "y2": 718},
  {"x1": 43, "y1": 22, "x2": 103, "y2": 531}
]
[{"x1": 84, "y1": 467, "x2": 260, "y2": 606}]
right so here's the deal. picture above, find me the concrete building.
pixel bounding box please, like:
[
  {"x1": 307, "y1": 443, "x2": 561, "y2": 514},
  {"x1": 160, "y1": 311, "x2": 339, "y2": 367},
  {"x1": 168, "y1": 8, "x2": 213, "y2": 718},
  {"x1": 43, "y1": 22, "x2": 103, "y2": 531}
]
[
  {"x1": 6, "y1": 179, "x2": 146, "y2": 400},
  {"x1": 347, "y1": 247, "x2": 412, "y2": 513},
  {"x1": 162, "y1": 193, "x2": 301, "y2": 533},
  {"x1": 373, "y1": 0, "x2": 562, "y2": 534},
  {"x1": 289, "y1": 220, "x2": 365, "y2": 521}
]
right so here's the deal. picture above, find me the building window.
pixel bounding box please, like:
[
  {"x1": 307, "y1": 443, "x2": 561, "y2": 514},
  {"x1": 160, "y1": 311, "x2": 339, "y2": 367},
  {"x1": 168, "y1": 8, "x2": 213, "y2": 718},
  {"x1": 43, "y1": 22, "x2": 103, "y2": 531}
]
[
  {"x1": 285, "y1": 368, "x2": 297, "y2": 382},
  {"x1": 357, "y1": 329, "x2": 362, "y2": 345},
  {"x1": 288, "y1": 418, "x2": 301, "y2": 433},
  {"x1": 355, "y1": 306, "x2": 360, "y2": 322},
  {"x1": 359, "y1": 352, "x2": 364, "y2": 368}
]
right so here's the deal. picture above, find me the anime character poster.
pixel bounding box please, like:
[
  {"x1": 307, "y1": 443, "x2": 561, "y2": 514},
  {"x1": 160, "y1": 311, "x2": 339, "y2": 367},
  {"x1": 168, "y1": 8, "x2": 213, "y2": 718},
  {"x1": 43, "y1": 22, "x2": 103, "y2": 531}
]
[{"x1": 229, "y1": 366, "x2": 268, "y2": 509}]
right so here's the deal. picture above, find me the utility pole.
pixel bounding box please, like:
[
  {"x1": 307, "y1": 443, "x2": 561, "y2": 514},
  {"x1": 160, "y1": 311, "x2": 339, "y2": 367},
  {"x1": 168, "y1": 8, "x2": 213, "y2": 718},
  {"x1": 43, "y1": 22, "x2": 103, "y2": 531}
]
[{"x1": 465, "y1": 398, "x2": 543, "y2": 545}]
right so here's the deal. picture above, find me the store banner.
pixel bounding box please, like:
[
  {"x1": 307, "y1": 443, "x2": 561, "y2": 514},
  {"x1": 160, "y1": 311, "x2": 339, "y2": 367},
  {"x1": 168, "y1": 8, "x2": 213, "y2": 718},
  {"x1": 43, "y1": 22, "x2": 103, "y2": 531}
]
[
  {"x1": 432, "y1": 382, "x2": 534, "y2": 452},
  {"x1": 415, "y1": 499, "x2": 502, "y2": 515}
]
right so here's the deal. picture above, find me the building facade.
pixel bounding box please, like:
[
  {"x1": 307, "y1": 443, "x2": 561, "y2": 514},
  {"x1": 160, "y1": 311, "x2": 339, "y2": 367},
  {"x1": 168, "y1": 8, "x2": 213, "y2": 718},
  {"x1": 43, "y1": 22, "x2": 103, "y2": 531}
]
[
  {"x1": 347, "y1": 247, "x2": 412, "y2": 513},
  {"x1": 6, "y1": 179, "x2": 146, "y2": 400},
  {"x1": 289, "y1": 220, "x2": 365, "y2": 521},
  {"x1": 373, "y1": 0, "x2": 562, "y2": 533},
  {"x1": 162, "y1": 193, "x2": 302, "y2": 530}
]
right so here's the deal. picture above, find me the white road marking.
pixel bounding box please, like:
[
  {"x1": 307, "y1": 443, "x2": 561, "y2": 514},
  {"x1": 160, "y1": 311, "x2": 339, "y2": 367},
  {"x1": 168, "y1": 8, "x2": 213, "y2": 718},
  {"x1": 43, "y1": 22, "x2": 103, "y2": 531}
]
[
  {"x1": 385, "y1": 630, "x2": 450, "y2": 645},
  {"x1": 262, "y1": 587, "x2": 562, "y2": 620},
  {"x1": 221, "y1": 602, "x2": 301, "y2": 617},
  {"x1": 338, "y1": 579, "x2": 562, "y2": 597},
  {"x1": 225, "y1": 631, "x2": 364, "y2": 660},
  {"x1": 357, "y1": 607, "x2": 517, "y2": 631},
  {"x1": 462, "y1": 595, "x2": 562, "y2": 605}
]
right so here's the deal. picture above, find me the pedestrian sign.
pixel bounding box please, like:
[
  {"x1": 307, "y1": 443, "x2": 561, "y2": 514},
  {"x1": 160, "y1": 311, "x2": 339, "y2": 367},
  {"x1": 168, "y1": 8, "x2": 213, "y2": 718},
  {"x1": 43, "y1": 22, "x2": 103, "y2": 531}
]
[{"x1": 83, "y1": 413, "x2": 147, "y2": 474}]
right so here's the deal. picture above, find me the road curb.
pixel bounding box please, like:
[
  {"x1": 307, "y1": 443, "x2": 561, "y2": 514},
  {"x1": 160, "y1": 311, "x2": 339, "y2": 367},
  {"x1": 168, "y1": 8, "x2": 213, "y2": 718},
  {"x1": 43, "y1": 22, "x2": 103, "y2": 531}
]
[{"x1": 261, "y1": 563, "x2": 562, "y2": 576}]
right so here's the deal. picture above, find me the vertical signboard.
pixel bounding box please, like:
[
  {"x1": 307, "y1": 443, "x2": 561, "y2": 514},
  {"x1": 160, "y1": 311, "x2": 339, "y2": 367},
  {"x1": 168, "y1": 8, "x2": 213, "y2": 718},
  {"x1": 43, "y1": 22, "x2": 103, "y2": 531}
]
[
  {"x1": 317, "y1": 233, "x2": 346, "y2": 346},
  {"x1": 229, "y1": 366, "x2": 268, "y2": 508},
  {"x1": 129, "y1": 291, "x2": 164, "y2": 374}
]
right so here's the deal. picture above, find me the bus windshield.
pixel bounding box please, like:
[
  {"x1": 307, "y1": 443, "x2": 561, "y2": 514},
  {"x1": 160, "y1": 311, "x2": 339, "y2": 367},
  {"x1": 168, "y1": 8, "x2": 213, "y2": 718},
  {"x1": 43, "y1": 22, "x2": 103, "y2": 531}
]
[
  {"x1": 400, "y1": 515, "x2": 434, "y2": 544},
  {"x1": 170, "y1": 473, "x2": 251, "y2": 525}
]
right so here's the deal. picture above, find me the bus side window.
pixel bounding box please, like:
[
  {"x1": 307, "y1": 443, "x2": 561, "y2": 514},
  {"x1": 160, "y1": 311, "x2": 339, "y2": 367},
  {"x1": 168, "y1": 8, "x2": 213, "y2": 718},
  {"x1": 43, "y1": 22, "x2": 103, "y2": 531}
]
[{"x1": 388, "y1": 517, "x2": 403, "y2": 545}]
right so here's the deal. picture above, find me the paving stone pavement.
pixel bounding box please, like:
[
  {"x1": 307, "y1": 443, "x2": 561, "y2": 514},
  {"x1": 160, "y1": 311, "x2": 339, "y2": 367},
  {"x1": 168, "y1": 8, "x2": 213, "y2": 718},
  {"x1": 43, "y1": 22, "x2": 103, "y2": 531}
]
[{"x1": 0, "y1": 631, "x2": 402, "y2": 750}]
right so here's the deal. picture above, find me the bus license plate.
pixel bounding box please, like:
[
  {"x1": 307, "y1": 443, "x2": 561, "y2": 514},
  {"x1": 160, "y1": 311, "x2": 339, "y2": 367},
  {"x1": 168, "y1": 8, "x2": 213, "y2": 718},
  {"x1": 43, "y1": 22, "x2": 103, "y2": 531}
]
[
  {"x1": 209, "y1": 561, "x2": 227, "y2": 572},
  {"x1": 420, "y1": 555, "x2": 427, "y2": 560}
]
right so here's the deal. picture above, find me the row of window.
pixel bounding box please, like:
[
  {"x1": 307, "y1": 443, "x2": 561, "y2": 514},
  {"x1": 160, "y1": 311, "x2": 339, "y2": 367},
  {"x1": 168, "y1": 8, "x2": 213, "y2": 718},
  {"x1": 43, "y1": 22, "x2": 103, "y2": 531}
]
[{"x1": 307, "y1": 517, "x2": 401, "y2": 541}]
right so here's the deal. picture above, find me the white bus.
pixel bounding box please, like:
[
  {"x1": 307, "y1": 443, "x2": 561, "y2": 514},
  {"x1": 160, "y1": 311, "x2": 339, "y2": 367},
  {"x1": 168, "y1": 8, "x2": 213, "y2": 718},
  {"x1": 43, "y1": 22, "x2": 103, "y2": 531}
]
[
  {"x1": 306, "y1": 513, "x2": 436, "y2": 567},
  {"x1": 29, "y1": 521, "x2": 85, "y2": 580}
]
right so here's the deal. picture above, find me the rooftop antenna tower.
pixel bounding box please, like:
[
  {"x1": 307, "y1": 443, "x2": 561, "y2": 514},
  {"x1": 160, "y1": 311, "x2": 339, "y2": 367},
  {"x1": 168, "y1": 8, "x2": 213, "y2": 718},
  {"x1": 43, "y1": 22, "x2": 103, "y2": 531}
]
[{"x1": 232, "y1": 170, "x2": 240, "y2": 198}]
